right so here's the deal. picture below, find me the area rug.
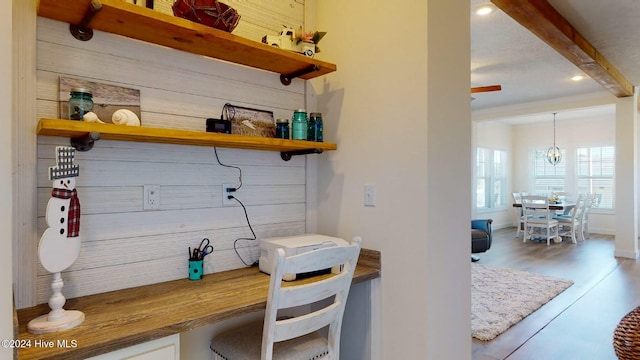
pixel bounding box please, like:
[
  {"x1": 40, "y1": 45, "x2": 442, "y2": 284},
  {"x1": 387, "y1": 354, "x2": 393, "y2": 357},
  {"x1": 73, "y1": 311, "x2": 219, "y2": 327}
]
[{"x1": 471, "y1": 264, "x2": 573, "y2": 341}]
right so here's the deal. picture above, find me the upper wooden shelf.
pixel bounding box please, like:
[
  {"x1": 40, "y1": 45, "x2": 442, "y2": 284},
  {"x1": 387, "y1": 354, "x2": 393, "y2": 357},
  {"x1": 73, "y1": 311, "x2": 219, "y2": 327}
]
[
  {"x1": 38, "y1": 119, "x2": 337, "y2": 157},
  {"x1": 36, "y1": 0, "x2": 337, "y2": 82}
]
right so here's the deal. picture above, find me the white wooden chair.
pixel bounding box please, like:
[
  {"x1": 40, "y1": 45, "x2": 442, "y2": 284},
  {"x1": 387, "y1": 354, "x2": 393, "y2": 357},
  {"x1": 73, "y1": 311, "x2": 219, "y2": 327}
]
[
  {"x1": 522, "y1": 195, "x2": 560, "y2": 246},
  {"x1": 551, "y1": 191, "x2": 572, "y2": 216},
  {"x1": 210, "y1": 236, "x2": 362, "y2": 360},
  {"x1": 512, "y1": 192, "x2": 525, "y2": 237},
  {"x1": 556, "y1": 194, "x2": 586, "y2": 243},
  {"x1": 581, "y1": 193, "x2": 597, "y2": 239}
]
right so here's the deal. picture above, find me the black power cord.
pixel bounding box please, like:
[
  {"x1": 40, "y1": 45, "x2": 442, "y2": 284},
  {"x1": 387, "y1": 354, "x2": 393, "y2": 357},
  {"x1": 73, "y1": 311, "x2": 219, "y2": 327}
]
[
  {"x1": 213, "y1": 147, "x2": 243, "y2": 190},
  {"x1": 229, "y1": 195, "x2": 257, "y2": 267},
  {"x1": 213, "y1": 147, "x2": 256, "y2": 266}
]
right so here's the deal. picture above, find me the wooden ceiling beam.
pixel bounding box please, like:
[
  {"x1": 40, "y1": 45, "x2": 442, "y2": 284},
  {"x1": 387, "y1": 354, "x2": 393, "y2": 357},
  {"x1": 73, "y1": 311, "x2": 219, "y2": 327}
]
[
  {"x1": 491, "y1": 0, "x2": 634, "y2": 97},
  {"x1": 471, "y1": 85, "x2": 502, "y2": 93}
]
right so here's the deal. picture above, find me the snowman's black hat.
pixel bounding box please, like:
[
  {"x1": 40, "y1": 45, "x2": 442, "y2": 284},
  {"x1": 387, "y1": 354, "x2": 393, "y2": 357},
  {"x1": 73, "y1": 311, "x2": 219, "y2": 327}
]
[{"x1": 49, "y1": 146, "x2": 80, "y2": 180}]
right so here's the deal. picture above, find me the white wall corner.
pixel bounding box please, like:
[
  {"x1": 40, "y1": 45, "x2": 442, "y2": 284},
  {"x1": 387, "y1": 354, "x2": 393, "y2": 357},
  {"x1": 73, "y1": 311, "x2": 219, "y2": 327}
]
[
  {"x1": 614, "y1": 248, "x2": 640, "y2": 260},
  {"x1": 3, "y1": 0, "x2": 16, "y2": 355},
  {"x1": 615, "y1": 93, "x2": 639, "y2": 259}
]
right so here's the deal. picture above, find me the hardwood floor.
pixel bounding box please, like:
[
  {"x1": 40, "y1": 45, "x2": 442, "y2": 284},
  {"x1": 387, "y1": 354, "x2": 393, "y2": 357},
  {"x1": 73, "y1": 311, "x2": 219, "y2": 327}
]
[{"x1": 472, "y1": 227, "x2": 640, "y2": 360}]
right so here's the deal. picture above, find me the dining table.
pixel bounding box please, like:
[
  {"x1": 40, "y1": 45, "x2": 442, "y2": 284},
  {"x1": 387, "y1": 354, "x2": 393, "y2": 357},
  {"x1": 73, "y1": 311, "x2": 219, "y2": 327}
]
[{"x1": 513, "y1": 202, "x2": 576, "y2": 214}]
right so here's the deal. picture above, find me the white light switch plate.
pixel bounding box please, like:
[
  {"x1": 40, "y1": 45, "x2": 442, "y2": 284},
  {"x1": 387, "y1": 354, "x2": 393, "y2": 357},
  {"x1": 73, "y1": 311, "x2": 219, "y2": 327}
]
[{"x1": 364, "y1": 184, "x2": 376, "y2": 207}]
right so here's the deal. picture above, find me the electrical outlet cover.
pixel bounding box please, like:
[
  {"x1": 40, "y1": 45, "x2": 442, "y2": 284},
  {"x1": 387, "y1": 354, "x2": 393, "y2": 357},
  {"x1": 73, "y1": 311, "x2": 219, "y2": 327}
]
[
  {"x1": 143, "y1": 184, "x2": 160, "y2": 210},
  {"x1": 222, "y1": 183, "x2": 236, "y2": 206}
]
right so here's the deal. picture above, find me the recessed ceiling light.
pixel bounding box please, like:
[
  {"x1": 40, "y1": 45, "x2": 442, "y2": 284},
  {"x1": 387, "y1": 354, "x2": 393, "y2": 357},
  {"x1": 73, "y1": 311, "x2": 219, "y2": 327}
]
[
  {"x1": 476, "y1": 6, "x2": 493, "y2": 16},
  {"x1": 571, "y1": 75, "x2": 585, "y2": 81}
]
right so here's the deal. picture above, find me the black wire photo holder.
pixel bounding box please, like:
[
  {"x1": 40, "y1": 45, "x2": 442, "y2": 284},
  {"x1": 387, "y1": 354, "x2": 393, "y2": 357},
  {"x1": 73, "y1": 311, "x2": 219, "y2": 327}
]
[{"x1": 221, "y1": 103, "x2": 275, "y2": 138}]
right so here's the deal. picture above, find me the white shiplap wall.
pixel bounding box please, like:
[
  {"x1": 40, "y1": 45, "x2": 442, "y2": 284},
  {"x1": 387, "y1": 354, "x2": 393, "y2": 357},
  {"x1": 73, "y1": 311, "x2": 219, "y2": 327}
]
[{"x1": 29, "y1": 3, "x2": 311, "y2": 305}]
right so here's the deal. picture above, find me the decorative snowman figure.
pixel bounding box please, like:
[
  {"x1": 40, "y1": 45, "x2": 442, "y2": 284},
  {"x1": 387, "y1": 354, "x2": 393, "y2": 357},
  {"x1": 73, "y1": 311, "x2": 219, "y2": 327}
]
[{"x1": 28, "y1": 146, "x2": 85, "y2": 334}]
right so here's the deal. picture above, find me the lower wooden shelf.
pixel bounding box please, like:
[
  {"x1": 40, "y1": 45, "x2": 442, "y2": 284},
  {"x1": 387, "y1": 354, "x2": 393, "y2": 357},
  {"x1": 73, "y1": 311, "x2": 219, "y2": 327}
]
[{"x1": 37, "y1": 119, "x2": 337, "y2": 155}]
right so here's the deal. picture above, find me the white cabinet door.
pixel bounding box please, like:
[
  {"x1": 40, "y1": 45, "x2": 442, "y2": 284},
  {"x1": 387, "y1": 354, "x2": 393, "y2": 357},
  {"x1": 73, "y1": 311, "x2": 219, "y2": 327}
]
[{"x1": 87, "y1": 334, "x2": 179, "y2": 360}]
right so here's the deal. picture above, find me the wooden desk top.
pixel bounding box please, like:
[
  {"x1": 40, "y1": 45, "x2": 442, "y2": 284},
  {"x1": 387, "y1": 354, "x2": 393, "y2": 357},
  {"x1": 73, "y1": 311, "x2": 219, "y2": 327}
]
[{"x1": 16, "y1": 249, "x2": 381, "y2": 360}]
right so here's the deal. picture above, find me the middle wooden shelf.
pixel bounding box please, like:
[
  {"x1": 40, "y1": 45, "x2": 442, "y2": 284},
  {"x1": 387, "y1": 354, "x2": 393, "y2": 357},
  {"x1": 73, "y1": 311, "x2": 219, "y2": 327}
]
[{"x1": 37, "y1": 119, "x2": 337, "y2": 157}]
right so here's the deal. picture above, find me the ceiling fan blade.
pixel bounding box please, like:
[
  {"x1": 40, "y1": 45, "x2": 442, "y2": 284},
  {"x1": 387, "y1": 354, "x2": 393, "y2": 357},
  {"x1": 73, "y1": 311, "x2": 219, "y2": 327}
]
[{"x1": 471, "y1": 85, "x2": 502, "y2": 93}]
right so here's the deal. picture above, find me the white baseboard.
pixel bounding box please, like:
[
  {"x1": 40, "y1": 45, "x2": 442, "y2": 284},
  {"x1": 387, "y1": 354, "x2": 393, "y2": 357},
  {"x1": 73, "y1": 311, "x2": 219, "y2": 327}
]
[{"x1": 614, "y1": 249, "x2": 639, "y2": 259}]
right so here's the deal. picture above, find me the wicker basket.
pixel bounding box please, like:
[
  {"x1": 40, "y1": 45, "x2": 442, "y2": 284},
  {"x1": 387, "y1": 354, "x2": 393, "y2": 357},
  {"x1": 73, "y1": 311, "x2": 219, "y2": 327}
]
[
  {"x1": 613, "y1": 306, "x2": 640, "y2": 359},
  {"x1": 172, "y1": 0, "x2": 240, "y2": 33}
]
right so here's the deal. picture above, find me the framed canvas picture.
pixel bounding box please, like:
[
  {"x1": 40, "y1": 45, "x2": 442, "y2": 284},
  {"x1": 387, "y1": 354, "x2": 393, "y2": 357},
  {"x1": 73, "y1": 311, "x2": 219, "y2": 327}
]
[{"x1": 59, "y1": 77, "x2": 141, "y2": 124}]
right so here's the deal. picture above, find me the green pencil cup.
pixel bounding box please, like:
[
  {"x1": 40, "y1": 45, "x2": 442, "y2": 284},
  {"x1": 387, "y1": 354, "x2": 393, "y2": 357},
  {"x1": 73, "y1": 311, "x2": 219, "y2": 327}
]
[{"x1": 189, "y1": 259, "x2": 203, "y2": 280}]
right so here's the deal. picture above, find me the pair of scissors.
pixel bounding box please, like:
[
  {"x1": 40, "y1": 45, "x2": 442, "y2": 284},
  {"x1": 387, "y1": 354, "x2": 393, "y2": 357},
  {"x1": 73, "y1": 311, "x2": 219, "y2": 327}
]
[{"x1": 191, "y1": 238, "x2": 214, "y2": 260}]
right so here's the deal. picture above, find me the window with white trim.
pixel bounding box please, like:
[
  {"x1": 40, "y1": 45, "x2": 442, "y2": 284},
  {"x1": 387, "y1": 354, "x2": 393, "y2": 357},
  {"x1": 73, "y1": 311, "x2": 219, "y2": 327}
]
[
  {"x1": 533, "y1": 149, "x2": 566, "y2": 195},
  {"x1": 576, "y1": 146, "x2": 614, "y2": 209},
  {"x1": 476, "y1": 147, "x2": 507, "y2": 209}
]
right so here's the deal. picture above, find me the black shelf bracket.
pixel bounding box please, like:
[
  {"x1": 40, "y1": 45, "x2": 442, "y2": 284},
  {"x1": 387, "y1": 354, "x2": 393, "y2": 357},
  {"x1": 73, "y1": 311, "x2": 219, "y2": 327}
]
[
  {"x1": 280, "y1": 65, "x2": 321, "y2": 86},
  {"x1": 69, "y1": 0, "x2": 103, "y2": 41},
  {"x1": 280, "y1": 148, "x2": 323, "y2": 161},
  {"x1": 70, "y1": 132, "x2": 101, "y2": 152}
]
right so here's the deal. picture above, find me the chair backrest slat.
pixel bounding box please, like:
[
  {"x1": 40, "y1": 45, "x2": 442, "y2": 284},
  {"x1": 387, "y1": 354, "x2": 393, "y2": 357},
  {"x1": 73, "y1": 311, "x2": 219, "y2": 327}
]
[
  {"x1": 282, "y1": 244, "x2": 357, "y2": 275},
  {"x1": 272, "y1": 303, "x2": 341, "y2": 343},
  {"x1": 522, "y1": 195, "x2": 550, "y2": 215},
  {"x1": 278, "y1": 271, "x2": 352, "y2": 309}
]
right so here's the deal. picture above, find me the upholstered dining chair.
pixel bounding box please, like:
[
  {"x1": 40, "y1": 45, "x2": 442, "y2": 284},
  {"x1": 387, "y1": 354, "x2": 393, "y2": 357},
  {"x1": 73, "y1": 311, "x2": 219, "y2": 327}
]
[
  {"x1": 210, "y1": 236, "x2": 362, "y2": 360},
  {"x1": 556, "y1": 194, "x2": 586, "y2": 243},
  {"x1": 522, "y1": 195, "x2": 560, "y2": 246}
]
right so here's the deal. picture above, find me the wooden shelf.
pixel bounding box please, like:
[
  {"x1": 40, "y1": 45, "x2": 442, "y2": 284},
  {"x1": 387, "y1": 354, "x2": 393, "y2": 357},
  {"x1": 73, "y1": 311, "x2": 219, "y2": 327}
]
[
  {"x1": 37, "y1": 119, "x2": 337, "y2": 154},
  {"x1": 37, "y1": 0, "x2": 337, "y2": 82}
]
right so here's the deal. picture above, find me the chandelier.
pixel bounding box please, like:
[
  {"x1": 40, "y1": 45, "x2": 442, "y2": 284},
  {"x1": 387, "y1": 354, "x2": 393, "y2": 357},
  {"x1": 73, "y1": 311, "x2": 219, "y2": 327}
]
[{"x1": 546, "y1": 112, "x2": 562, "y2": 166}]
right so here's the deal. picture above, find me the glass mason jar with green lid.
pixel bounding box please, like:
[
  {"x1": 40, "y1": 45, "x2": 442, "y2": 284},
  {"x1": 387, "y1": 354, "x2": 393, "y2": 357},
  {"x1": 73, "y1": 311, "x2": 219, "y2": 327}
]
[
  {"x1": 68, "y1": 87, "x2": 94, "y2": 121},
  {"x1": 291, "y1": 109, "x2": 307, "y2": 140}
]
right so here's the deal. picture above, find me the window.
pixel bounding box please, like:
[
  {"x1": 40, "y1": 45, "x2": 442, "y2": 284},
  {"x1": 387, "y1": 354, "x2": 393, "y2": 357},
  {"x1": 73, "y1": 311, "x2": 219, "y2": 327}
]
[
  {"x1": 476, "y1": 148, "x2": 507, "y2": 209},
  {"x1": 529, "y1": 146, "x2": 615, "y2": 210},
  {"x1": 576, "y1": 146, "x2": 614, "y2": 209},
  {"x1": 533, "y1": 149, "x2": 566, "y2": 195}
]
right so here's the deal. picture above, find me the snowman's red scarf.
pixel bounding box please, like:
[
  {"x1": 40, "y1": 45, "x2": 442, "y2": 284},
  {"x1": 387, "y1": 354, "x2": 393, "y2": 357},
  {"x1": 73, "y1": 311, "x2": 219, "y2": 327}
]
[{"x1": 51, "y1": 188, "x2": 80, "y2": 238}]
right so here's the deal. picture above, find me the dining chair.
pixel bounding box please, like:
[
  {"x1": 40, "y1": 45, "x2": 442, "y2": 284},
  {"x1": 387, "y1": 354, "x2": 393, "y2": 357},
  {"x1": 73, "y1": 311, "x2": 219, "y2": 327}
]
[
  {"x1": 522, "y1": 195, "x2": 560, "y2": 246},
  {"x1": 581, "y1": 193, "x2": 597, "y2": 239},
  {"x1": 556, "y1": 194, "x2": 586, "y2": 243},
  {"x1": 551, "y1": 191, "x2": 572, "y2": 215},
  {"x1": 512, "y1": 192, "x2": 525, "y2": 237},
  {"x1": 210, "y1": 236, "x2": 362, "y2": 360}
]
